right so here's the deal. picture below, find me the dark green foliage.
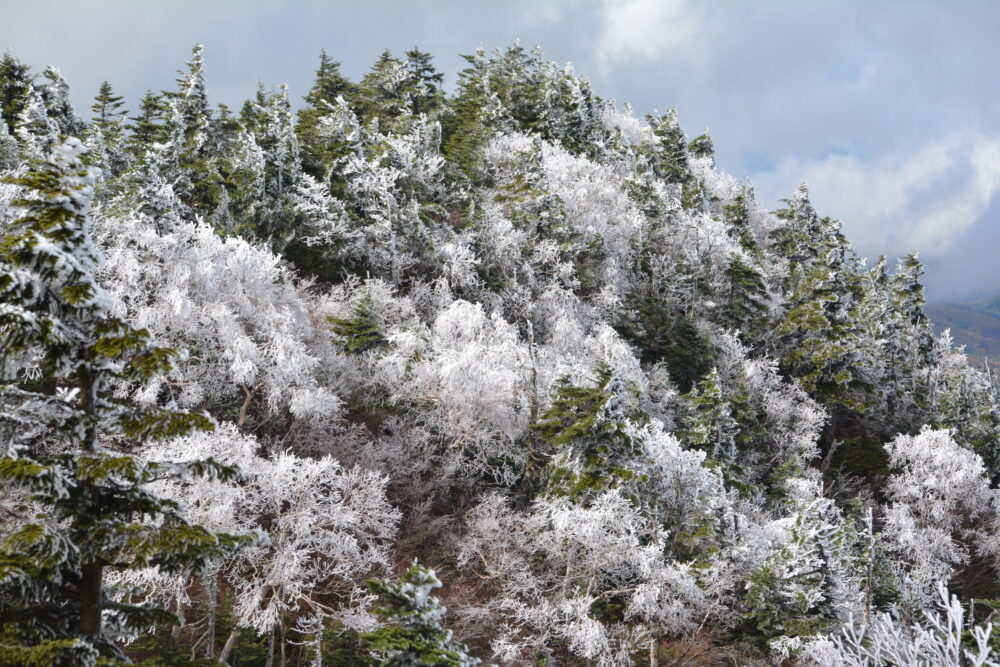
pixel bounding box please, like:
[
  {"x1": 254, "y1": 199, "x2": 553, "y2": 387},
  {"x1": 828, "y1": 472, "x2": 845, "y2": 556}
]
[
  {"x1": 0, "y1": 53, "x2": 31, "y2": 136},
  {"x1": 687, "y1": 131, "x2": 714, "y2": 159},
  {"x1": 127, "y1": 90, "x2": 169, "y2": 156},
  {"x1": 91, "y1": 81, "x2": 126, "y2": 132},
  {"x1": 532, "y1": 362, "x2": 647, "y2": 503},
  {"x1": 329, "y1": 294, "x2": 386, "y2": 354},
  {"x1": 616, "y1": 289, "x2": 716, "y2": 393},
  {"x1": 404, "y1": 47, "x2": 445, "y2": 116},
  {"x1": 721, "y1": 256, "x2": 770, "y2": 343},
  {"x1": 296, "y1": 50, "x2": 357, "y2": 180},
  {"x1": 682, "y1": 368, "x2": 738, "y2": 463},
  {"x1": 646, "y1": 109, "x2": 691, "y2": 186},
  {"x1": 722, "y1": 187, "x2": 761, "y2": 255},
  {"x1": 358, "y1": 565, "x2": 479, "y2": 666}
]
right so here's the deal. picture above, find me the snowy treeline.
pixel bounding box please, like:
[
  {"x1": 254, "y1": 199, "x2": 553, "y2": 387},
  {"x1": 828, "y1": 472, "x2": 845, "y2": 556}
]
[{"x1": 2, "y1": 43, "x2": 1000, "y2": 665}]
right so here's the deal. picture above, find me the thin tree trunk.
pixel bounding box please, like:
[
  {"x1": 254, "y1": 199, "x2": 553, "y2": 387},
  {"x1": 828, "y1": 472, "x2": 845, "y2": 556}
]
[
  {"x1": 219, "y1": 629, "x2": 240, "y2": 664},
  {"x1": 280, "y1": 619, "x2": 286, "y2": 667},
  {"x1": 206, "y1": 570, "x2": 217, "y2": 658},
  {"x1": 77, "y1": 365, "x2": 104, "y2": 641},
  {"x1": 265, "y1": 624, "x2": 275, "y2": 667},
  {"x1": 649, "y1": 635, "x2": 658, "y2": 667}
]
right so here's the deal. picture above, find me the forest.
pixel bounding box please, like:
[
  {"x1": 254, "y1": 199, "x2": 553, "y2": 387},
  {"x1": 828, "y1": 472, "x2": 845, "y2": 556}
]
[{"x1": 1, "y1": 42, "x2": 999, "y2": 666}]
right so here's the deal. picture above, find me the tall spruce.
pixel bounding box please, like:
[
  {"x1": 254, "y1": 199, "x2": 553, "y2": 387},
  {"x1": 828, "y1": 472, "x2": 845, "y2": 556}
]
[{"x1": 0, "y1": 138, "x2": 245, "y2": 662}]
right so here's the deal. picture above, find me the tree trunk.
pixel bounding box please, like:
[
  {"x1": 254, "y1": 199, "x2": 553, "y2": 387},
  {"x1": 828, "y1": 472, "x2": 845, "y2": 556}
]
[
  {"x1": 206, "y1": 570, "x2": 217, "y2": 658},
  {"x1": 219, "y1": 628, "x2": 240, "y2": 664},
  {"x1": 79, "y1": 559, "x2": 104, "y2": 639},
  {"x1": 77, "y1": 365, "x2": 104, "y2": 641},
  {"x1": 265, "y1": 624, "x2": 275, "y2": 667}
]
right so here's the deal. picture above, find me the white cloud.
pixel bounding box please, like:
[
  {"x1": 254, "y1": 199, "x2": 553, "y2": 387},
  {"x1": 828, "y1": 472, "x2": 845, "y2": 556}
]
[
  {"x1": 596, "y1": 0, "x2": 703, "y2": 70},
  {"x1": 750, "y1": 133, "x2": 1000, "y2": 261}
]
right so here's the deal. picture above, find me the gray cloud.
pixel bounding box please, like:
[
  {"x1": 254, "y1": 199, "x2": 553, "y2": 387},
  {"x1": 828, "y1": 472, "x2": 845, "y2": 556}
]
[{"x1": 2, "y1": 0, "x2": 998, "y2": 299}]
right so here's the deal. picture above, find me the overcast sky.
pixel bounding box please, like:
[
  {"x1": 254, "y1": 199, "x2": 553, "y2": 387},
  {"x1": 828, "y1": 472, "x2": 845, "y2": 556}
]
[{"x1": 3, "y1": 0, "x2": 999, "y2": 301}]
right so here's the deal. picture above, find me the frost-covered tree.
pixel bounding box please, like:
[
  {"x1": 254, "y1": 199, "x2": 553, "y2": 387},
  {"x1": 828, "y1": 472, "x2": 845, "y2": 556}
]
[
  {"x1": 0, "y1": 138, "x2": 244, "y2": 663},
  {"x1": 359, "y1": 565, "x2": 479, "y2": 666}
]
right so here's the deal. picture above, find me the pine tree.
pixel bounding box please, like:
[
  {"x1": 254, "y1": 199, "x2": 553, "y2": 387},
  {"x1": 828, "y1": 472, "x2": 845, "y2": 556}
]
[
  {"x1": 646, "y1": 108, "x2": 691, "y2": 186},
  {"x1": 721, "y1": 256, "x2": 770, "y2": 343},
  {"x1": 359, "y1": 565, "x2": 479, "y2": 666},
  {"x1": 126, "y1": 90, "x2": 169, "y2": 155},
  {"x1": 404, "y1": 47, "x2": 444, "y2": 116},
  {"x1": 683, "y1": 368, "x2": 739, "y2": 463},
  {"x1": 15, "y1": 84, "x2": 60, "y2": 159},
  {"x1": 353, "y1": 50, "x2": 421, "y2": 130},
  {"x1": 296, "y1": 50, "x2": 357, "y2": 179},
  {"x1": 532, "y1": 362, "x2": 647, "y2": 504},
  {"x1": 0, "y1": 138, "x2": 245, "y2": 662},
  {"x1": 90, "y1": 81, "x2": 125, "y2": 133},
  {"x1": 0, "y1": 53, "x2": 31, "y2": 137},
  {"x1": 722, "y1": 187, "x2": 761, "y2": 255},
  {"x1": 441, "y1": 49, "x2": 495, "y2": 181},
  {"x1": 328, "y1": 294, "x2": 386, "y2": 353},
  {"x1": 688, "y1": 130, "x2": 714, "y2": 160},
  {"x1": 87, "y1": 81, "x2": 129, "y2": 179},
  {"x1": 36, "y1": 66, "x2": 84, "y2": 138}
]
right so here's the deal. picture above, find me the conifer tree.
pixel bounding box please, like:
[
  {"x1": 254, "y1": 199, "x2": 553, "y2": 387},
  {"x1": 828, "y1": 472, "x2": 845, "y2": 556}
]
[
  {"x1": 0, "y1": 53, "x2": 31, "y2": 137},
  {"x1": 682, "y1": 368, "x2": 739, "y2": 463},
  {"x1": 36, "y1": 66, "x2": 84, "y2": 138},
  {"x1": 296, "y1": 50, "x2": 357, "y2": 179},
  {"x1": 354, "y1": 50, "x2": 420, "y2": 130},
  {"x1": 90, "y1": 81, "x2": 125, "y2": 133},
  {"x1": 532, "y1": 362, "x2": 646, "y2": 504},
  {"x1": 687, "y1": 130, "x2": 714, "y2": 160},
  {"x1": 359, "y1": 565, "x2": 480, "y2": 666},
  {"x1": 126, "y1": 90, "x2": 169, "y2": 156},
  {"x1": 721, "y1": 256, "x2": 770, "y2": 343},
  {"x1": 404, "y1": 47, "x2": 445, "y2": 116},
  {"x1": 722, "y1": 187, "x2": 761, "y2": 255},
  {"x1": 87, "y1": 82, "x2": 129, "y2": 179},
  {"x1": 646, "y1": 108, "x2": 691, "y2": 186},
  {"x1": 0, "y1": 138, "x2": 245, "y2": 662},
  {"x1": 441, "y1": 49, "x2": 495, "y2": 180},
  {"x1": 328, "y1": 294, "x2": 386, "y2": 354},
  {"x1": 15, "y1": 84, "x2": 60, "y2": 159}
]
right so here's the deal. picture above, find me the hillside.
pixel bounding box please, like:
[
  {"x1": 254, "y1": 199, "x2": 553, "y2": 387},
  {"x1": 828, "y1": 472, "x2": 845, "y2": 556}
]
[
  {"x1": 927, "y1": 297, "x2": 1000, "y2": 364},
  {"x1": 1, "y1": 44, "x2": 999, "y2": 666}
]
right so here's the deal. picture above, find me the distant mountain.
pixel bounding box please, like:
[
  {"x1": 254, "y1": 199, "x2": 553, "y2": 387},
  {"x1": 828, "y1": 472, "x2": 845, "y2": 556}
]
[{"x1": 926, "y1": 297, "x2": 1000, "y2": 363}]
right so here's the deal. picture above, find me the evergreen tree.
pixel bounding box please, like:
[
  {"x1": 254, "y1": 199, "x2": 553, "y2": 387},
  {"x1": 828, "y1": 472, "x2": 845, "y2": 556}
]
[
  {"x1": 87, "y1": 82, "x2": 129, "y2": 179},
  {"x1": 441, "y1": 49, "x2": 496, "y2": 180},
  {"x1": 0, "y1": 138, "x2": 245, "y2": 662},
  {"x1": 404, "y1": 47, "x2": 445, "y2": 116},
  {"x1": 36, "y1": 66, "x2": 84, "y2": 138},
  {"x1": 0, "y1": 53, "x2": 31, "y2": 137},
  {"x1": 329, "y1": 294, "x2": 386, "y2": 354},
  {"x1": 353, "y1": 50, "x2": 420, "y2": 130},
  {"x1": 722, "y1": 187, "x2": 761, "y2": 255},
  {"x1": 532, "y1": 362, "x2": 647, "y2": 504},
  {"x1": 126, "y1": 90, "x2": 169, "y2": 155},
  {"x1": 646, "y1": 108, "x2": 691, "y2": 186},
  {"x1": 687, "y1": 130, "x2": 714, "y2": 160},
  {"x1": 721, "y1": 256, "x2": 770, "y2": 343},
  {"x1": 15, "y1": 84, "x2": 60, "y2": 158},
  {"x1": 296, "y1": 50, "x2": 357, "y2": 179},
  {"x1": 90, "y1": 81, "x2": 125, "y2": 133},
  {"x1": 359, "y1": 565, "x2": 479, "y2": 666},
  {"x1": 683, "y1": 368, "x2": 739, "y2": 463}
]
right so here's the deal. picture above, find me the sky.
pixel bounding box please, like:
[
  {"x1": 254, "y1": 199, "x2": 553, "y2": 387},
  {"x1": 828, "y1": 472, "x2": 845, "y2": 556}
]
[{"x1": 2, "y1": 0, "x2": 999, "y2": 301}]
